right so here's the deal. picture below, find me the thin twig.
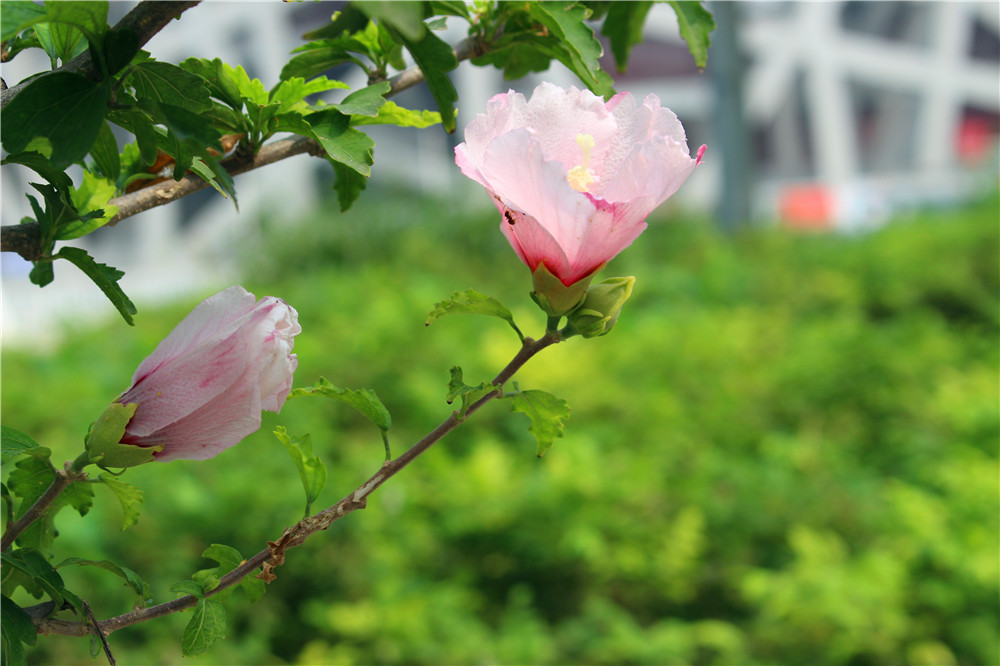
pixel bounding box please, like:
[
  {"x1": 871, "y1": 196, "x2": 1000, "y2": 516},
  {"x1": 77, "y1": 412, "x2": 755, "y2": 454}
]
[
  {"x1": 29, "y1": 330, "x2": 561, "y2": 638},
  {"x1": 1, "y1": 461, "x2": 86, "y2": 552},
  {"x1": 0, "y1": 36, "x2": 482, "y2": 259}
]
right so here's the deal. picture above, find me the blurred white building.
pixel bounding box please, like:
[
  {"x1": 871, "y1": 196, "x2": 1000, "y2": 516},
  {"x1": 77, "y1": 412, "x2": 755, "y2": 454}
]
[{"x1": 2, "y1": 1, "x2": 998, "y2": 344}]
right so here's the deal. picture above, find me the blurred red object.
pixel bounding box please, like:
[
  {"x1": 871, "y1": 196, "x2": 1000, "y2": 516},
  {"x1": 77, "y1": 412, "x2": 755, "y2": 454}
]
[{"x1": 779, "y1": 185, "x2": 835, "y2": 230}]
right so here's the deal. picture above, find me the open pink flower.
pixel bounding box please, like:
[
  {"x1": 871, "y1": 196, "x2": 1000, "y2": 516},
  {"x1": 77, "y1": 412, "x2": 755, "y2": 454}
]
[
  {"x1": 456, "y1": 82, "x2": 705, "y2": 287},
  {"x1": 116, "y1": 286, "x2": 300, "y2": 462}
]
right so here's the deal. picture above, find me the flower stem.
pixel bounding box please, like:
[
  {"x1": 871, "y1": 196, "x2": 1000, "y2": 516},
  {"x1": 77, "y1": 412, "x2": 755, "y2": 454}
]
[{"x1": 27, "y1": 329, "x2": 564, "y2": 637}]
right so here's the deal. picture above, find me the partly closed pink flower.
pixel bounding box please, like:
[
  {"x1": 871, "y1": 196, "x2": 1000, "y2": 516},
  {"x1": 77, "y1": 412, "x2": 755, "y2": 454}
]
[
  {"x1": 456, "y1": 82, "x2": 705, "y2": 287},
  {"x1": 116, "y1": 286, "x2": 300, "y2": 462}
]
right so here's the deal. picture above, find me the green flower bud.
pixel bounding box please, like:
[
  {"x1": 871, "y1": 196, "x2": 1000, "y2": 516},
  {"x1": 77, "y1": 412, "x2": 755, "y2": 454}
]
[
  {"x1": 566, "y1": 276, "x2": 636, "y2": 338},
  {"x1": 530, "y1": 262, "x2": 604, "y2": 316}
]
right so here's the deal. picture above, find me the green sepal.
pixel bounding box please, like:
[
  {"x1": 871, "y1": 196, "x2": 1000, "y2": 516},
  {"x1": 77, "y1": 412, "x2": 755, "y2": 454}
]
[
  {"x1": 84, "y1": 402, "x2": 161, "y2": 469},
  {"x1": 529, "y1": 262, "x2": 602, "y2": 317}
]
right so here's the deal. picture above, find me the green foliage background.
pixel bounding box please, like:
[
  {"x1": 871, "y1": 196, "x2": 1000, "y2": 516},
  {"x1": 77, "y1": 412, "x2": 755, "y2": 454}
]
[{"x1": 2, "y1": 189, "x2": 997, "y2": 665}]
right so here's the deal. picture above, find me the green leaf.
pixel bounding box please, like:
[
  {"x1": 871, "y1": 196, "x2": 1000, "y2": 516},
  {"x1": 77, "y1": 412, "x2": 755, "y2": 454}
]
[
  {"x1": 44, "y1": 1, "x2": 109, "y2": 40},
  {"x1": 428, "y1": 1, "x2": 471, "y2": 19},
  {"x1": 1, "y1": 151, "x2": 73, "y2": 190},
  {"x1": 199, "y1": 544, "x2": 264, "y2": 604},
  {"x1": 280, "y1": 42, "x2": 367, "y2": 82},
  {"x1": 302, "y1": 5, "x2": 370, "y2": 40},
  {"x1": 101, "y1": 26, "x2": 140, "y2": 76},
  {"x1": 7, "y1": 456, "x2": 56, "y2": 553},
  {"x1": 89, "y1": 120, "x2": 120, "y2": 181},
  {"x1": 333, "y1": 80, "x2": 390, "y2": 117},
  {"x1": 61, "y1": 481, "x2": 94, "y2": 518},
  {"x1": 62, "y1": 171, "x2": 118, "y2": 239},
  {"x1": 33, "y1": 21, "x2": 86, "y2": 66},
  {"x1": 351, "y1": 101, "x2": 441, "y2": 128},
  {"x1": 97, "y1": 473, "x2": 144, "y2": 530},
  {"x1": 290, "y1": 378, "x2": 392, "y2": 432},
  {"x1": 56, "y1": 558, "x2": 151, "y2": 607},
  {"x1": 508, "y1": 389, "x2": 571, "y2": 457},
  {"x1": 1, "y1": 1, "x2": 48, "y2": 42},
  {"x1": 308, "y1": 109, "x2": 374, "y2": 176},
  {"x1": 1, "y1": 549, "x2": 69, "y2": 608},
  {"x1": 52, "y1": 247, "x2": 136, "y2": 325},
  {"x1": 356, "y1": 1, "x2": 427, "y2": 41},
  {"x1": 331, "y1": 159, "x2": 368, "y2": 212},
  {"x1": 181, "y1": 598, "x2": 226, "y2": 656},
  {"x1": 274, "y1": 428, "x2": 327, "y2": 517},
  {"x1": 2, "y1": 594, "x2": 36, "y2": 666},
  {"x1": 178, "y1": 58, "x2": 245, "y2": 111},
  {"x1": 602, "y1": 1, "x2": 653, "y2": 72},
  {"x1": 169, "y1": 579, "x2": 205, "y2": 599},
  {"x1": 139, "y1": 98, "x2": 222, "y2": 149},
  {"x1": 527, "y1": 2, "x2": 615, "y2": 97},
  {"x1": 392, "y1": 27, "x2": 458, "y2": 132},
  {"x1": 666, "y1": 0, "x2": 715, "y2": 70},
  {"x1": 269, "y1": 76, "x2": 349, "y2": 115},
  {"x1": 425, "y1": 289, "x2": 524, "y2": 341},
  {"x1": 1, "y1": 71, "x2": 108, "y2": 169},
  {"x1": 0, "y1": 426, "x2": 48, "y2": 467},
  {"x1": 446, "y1": 367, "x2": 498, "y2": 419},
  {"x1": 128, "y1": 61, "x2": 212, "y2": 112}
]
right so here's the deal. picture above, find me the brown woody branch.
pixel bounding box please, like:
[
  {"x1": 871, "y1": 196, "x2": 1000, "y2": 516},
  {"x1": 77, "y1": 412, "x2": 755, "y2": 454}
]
[
  {"x1": 1, "y1": 36, "x2": 483, "y2": 261},
  {"x1": 29, "y1": 331, "x2": 561, "y2": 638}
]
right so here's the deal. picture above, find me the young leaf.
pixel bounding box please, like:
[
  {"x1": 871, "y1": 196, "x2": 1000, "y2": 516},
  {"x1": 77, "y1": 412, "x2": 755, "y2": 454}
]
[
  {"x1": 666, "y1": 0, "x2": 715, "y2": 70},
  {"x1": 269, "y1": 76, "x2": 349, "y2": 115},
  {"x1": 351, "y1": 101, "x2": 441, "y2": 128},
  {"x1": 446, "y1": 367, "x2": 498, "y2": 419},
  {"x1": 274, "y1": 427, "x2": 327, "y2": 517},
  {"x1": 1, "y1": 71, "x2": 108, "y2": 169},
  {"x1": 0, "y1": 426, "x2": 49, "y2": 467},
  {"x1": 507, "y1": 389, "x2": 571, "y2": 457},
  {"x1": 97, "y1": 473, "x2": 144, "y2": 530},
  {"x1": 290, "y1": 378, "x2": 391, "y2": 432},
  {"x1": 392, "y1": 27, "x2": 458, "y2": 132},
  {"x1": 425, "y1": 289, "x2": 524, "y2": 341},
  {"x1": 181, "y1": 598, "x2": 226, "y2": 656},
  {"x1": 602, "y1": 1, "x2": 653, "y2": 72},
  {"x1": 63, "y1": 171, "x2": 118, "y2": 239},
  {"x1": 52, "y1": 247, "x2": 136, "y2": 325},
  {"x1": 56, "y1": 558, "x2": 151, "y2": 607},
  {"x1": 33, "y1": 21, "x2": 86, "y2": 66}
]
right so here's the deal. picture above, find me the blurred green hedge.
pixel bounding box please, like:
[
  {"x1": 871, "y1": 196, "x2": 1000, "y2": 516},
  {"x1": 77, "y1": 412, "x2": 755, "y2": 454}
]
[{"x1": 2, "y1": 190, "x2": 997, "y2": 666}]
